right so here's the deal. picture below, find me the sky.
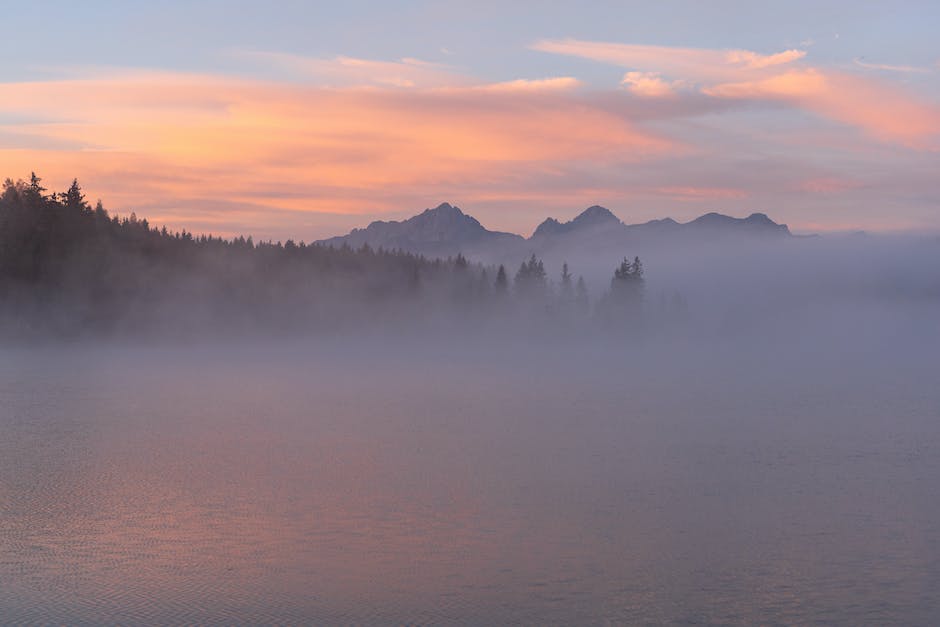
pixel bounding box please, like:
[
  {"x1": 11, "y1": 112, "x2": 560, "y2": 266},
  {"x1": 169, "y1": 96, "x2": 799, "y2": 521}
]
[{"x1": 0, "y1": 0, "x2": 938, "y2": 240}]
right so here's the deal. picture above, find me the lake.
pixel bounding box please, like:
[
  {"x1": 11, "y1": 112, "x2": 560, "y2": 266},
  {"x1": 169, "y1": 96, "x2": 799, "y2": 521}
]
[{"x1": 2, "y1": 329, "x2": 939, "y2": 624}]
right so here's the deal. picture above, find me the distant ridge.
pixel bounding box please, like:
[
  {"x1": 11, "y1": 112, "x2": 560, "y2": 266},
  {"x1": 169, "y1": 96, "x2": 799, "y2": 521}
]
[
  {"x1": 618, "y1": 211, "x2": 791, "y2": 238},
  {"x1": 532, "y1": 205, "x2": 622, "y2": 238},
  {"x1": 686, "y1": 211, "x2": 790, "y2": 234},
  {"x1": 317, "y1": 202, "x2": 523, "y2": 256},
  {"x1": 318, "y1": 203, "x2": 791, "y2": 258}
]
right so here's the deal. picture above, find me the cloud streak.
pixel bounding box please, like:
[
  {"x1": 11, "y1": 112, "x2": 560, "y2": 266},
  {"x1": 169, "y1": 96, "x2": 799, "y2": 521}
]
[
  {"x1": 704, "y1": 69, "x2": 940, "y2": 147},
  {"x1": 0, "y1": 70, "x2": 680, "y2": 237},
  {"x1": 853, "y1": 58, "x2": 931, "y2": 74},
  {"x1": 531, "y1": 39, "x2": 806, "y2": 81},
  {"x1": 621, "y1": 72, "x2": 683, "y2": 97},
  {"x1": 231, "y1": 51, "x2": 464, "y2": 88},
  {"x1": 534, "y1": 38, "x2": 940, "y2": 147},
  {"x1": 1, "y1": 43, "x2": 938, "y2": 239}
]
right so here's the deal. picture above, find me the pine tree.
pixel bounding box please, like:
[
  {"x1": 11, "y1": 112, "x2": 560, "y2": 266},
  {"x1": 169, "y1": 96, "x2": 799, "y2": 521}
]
[
  {"x1": 24, "y1": 172, "x2": 47, "y2": 208},
  {"x1": 560, "y1": 262, "x2": 573, "y2": 298},
  {"x1": 609, "y1": 255, "x2": 645, "y2": 315},
  {"x1": 495, "y1": 264, "x2": 508, "y2": 293},
  {"x1": 576, "y1": 276, "x2": 589, "y2": 313},
  {"x1": 514, "y1": 253, "x2": 547, "y2": 297},
  {"x1": 61, "y1": 179, "x2": 87, "y2": 213}
]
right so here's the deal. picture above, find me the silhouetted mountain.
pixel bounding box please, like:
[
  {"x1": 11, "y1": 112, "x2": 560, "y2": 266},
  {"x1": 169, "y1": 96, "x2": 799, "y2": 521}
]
[
  {"x1": 321, "y1": 203, "x2": 791, "y2": 262},
  {"x1": 612, "y1": 211, "x2": 789, "y2": 240},
  {"x1": 0, "y1": 172, "x2": 808, "y2": 341},
  {"x1": 318, "y1": 202, "x2": 523, "y2": 257},
  {"x1": 684, "y1": 212, "x2": 790, "y2": 235},
  {"x1": 533, "y1": 208, "x2": 790, "y2": 239},
  {"x1": 532, "y1": 205, "x2": 621, "y2": 238},
  {"x1": 527, "y1": 206, "x2": 790, "y2": 266}
]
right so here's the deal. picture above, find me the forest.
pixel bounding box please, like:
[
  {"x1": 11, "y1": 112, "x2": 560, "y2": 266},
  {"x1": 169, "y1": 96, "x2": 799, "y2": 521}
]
[{"x1": 0, "y1": 174, "x2": 649, "y2": 338}]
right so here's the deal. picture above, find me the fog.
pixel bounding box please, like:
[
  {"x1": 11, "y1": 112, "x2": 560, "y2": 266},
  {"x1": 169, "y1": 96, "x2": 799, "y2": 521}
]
[
  {"x1": 3, "y1": 217, "x2": 940, "y2": 622},
  {"x1": 3, "y1": 177, "x2": 938, "y2": 344}
]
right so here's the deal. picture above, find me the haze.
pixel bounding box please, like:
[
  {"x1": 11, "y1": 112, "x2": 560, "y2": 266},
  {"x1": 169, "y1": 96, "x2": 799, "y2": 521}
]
[{"x1": 2, "y1": 1, "x2": 940, "y2": 625}]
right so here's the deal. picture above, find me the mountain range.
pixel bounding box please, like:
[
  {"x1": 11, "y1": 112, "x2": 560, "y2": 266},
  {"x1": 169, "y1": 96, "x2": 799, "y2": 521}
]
[{"x1": 318, "y1": 202, "x2": 791, "y2": 261}]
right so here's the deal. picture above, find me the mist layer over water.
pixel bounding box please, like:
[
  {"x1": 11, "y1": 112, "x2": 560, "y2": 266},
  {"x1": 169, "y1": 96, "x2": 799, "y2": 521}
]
[{"x1": 2, "y1": 306, "x2": 940, "y2": 624}]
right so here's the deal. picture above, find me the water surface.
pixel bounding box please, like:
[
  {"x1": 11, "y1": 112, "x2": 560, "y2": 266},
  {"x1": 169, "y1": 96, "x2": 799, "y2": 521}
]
[{"x1": 2, "y1": 332, "x2": 939, "y2": 624}]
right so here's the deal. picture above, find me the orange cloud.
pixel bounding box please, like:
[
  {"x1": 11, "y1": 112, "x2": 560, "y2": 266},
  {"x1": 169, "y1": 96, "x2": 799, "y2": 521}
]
[
  {"x1": 0, "y1": 71, "x2": 679, "y2": 237},
  {"x1": 725, "y1": 49, "x2": 806, "y2": 69},
  {"x1": 534, "y1": 38, "x2": 940, "y2": 147},
  {"x1": 3, "y1": 49, "x2": 935, "y2": 238},
  {"x1": 621, "y1": 72, "x2": 682, "y2": 97},
  {"x1": 465, "y1": 77, "x2": 582, "y2": 92},
  {"x1": 704, "y1": 69, "x2": 940, "y2": 147}
]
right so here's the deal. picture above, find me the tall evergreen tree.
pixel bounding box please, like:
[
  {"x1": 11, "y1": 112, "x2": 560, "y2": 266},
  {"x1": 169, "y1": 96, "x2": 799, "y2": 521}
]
[
  {"x1": 560, "y1": 262, "x2": 573, "y2": 298},
  {"x1": 576, "y1": 276, "x2": 589, "y2": 313},
  {"x1": 61, "y1": 179, "x2": 87, "y2": 213},
  {"x1": 494, "y1": 264, "x2": 508, "y2": 293},
  {"x1": 514, "y1": 254, "x2": 547, "y2": 297},
  {"x1": 609, "y1": 256, "x2": 645, "y2": 316}
]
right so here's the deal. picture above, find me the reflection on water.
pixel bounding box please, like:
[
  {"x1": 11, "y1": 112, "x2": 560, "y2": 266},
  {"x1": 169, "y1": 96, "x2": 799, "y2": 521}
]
[{"x1": 1, "y1": 337, "x2": 939, "y2": 624}]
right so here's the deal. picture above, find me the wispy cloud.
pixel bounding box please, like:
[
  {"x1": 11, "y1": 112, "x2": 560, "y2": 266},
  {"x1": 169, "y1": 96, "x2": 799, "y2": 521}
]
[
  {"x1": 531, "y1": 38, "x2": 806, "y2": 82},
  {"x1": 725, "y1": 49, "x2": 806, "y2": 69},
  {"x1": 464, "y1": 77, "x2": 582, "y2": 93},
  {"x1": 621, "y1": 72, "x2": 683, "y2": 97},
  {"x1": 1, "y1": 46, "x2": 937, "y2": 237},
  {"x1": 797, "y1": 177, "x2": 863, "y2": 194},
  {"x1": 534, "y1": 38, "x2": 940, "y2": 147},
  {"x1": 853, "y1": 58, "x2": 931, "y2": 74},
  {"x1": 0, "y1": 69, "x2": 678, "y2": 236},
  {"x1": 651, "y1": 186, "x2": 748, "y2": 200},
  {"x1": 231, "y1": 50, "x2": 464, "y2": 88},
  {"x1": 703, "y1": 69, "x2": 940, "y2": 147}
]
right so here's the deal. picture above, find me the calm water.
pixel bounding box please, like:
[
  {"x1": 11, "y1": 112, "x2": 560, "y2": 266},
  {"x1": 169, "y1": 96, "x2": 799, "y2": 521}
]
[{"x1": 2, "y1": 332, "x2": 939, "y2": 624}]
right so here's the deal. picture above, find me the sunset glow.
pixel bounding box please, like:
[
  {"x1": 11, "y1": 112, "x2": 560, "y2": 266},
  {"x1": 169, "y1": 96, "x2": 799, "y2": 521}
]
[
  {"x1": 5, "y1": 5, "x2": 940, "y2": 625},
  {"x1": 1, "y1": 2, "x2": 938, "y2": 238}
]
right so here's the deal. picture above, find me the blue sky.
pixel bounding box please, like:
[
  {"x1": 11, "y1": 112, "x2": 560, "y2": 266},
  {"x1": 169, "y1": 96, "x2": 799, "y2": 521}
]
[{"x1": 4, "y1": 1, "x2": 937, "y2": 82}]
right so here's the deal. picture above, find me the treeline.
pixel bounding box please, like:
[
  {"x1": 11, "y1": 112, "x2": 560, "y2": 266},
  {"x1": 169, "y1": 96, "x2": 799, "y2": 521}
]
[
  {"x1": 486, "y1": 253, "x2": 646, "y2": 323},
  {"x1": 0, "y1": 174, "x2": 654, "y2": 338}
]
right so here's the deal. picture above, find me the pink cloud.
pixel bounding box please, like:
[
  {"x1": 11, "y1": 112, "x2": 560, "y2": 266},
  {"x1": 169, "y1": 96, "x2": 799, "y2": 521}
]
[
  {"x1": 0, "y1": 71, "x2": 681, "y2": 237},
  {"x1": 652, "y1": 186, "x2": 748, "y2": 200},
  {"x1": 621, "y1": 72, "x2": 682, "y2": 97},
  {"x1": 704, "y1": 69, "x2": 940, "y2": 147},
  {"x1": 535, "y1": 38, "x2": 940, "y2": 147},
  {"x1": 725, "y1": 49, "x2": 806, "y2": 69},
  {"x1": 467, "y1": 77, "x2": 582, "y2": 92},
  {"x1": 797, "y1": 177, "x2": 863, "y2": 194},
  {"x1": 1, "y1": 54, "x2": 935, "y2": 237},
  {"x1": 531, "y1": 38, "x2": 806, "y2": 82}
]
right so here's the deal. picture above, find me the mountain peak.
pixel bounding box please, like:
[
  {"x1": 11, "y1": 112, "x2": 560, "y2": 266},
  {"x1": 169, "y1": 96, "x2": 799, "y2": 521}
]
[
  {"x1": 744, "y1": 212, "x2": 772, "y2": 223},
  {"x1": 321, "y1": 205, "x2": 791, "y2": 255},
  {"x1": 687, "y1": 211, "x2": 790, "y2": 235},
  {"x1": 573, "y1": 205, "x2": 620, "y2": 225},
  {"x1": 317, "y1": 202, "x2": 522, "y2": 255},
  {"x1": 532, "y1": 205, "x2": 622, "y2": 238},
  {"x1": 428, "y1": 202, "x2": 460, "y2": 214}
]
